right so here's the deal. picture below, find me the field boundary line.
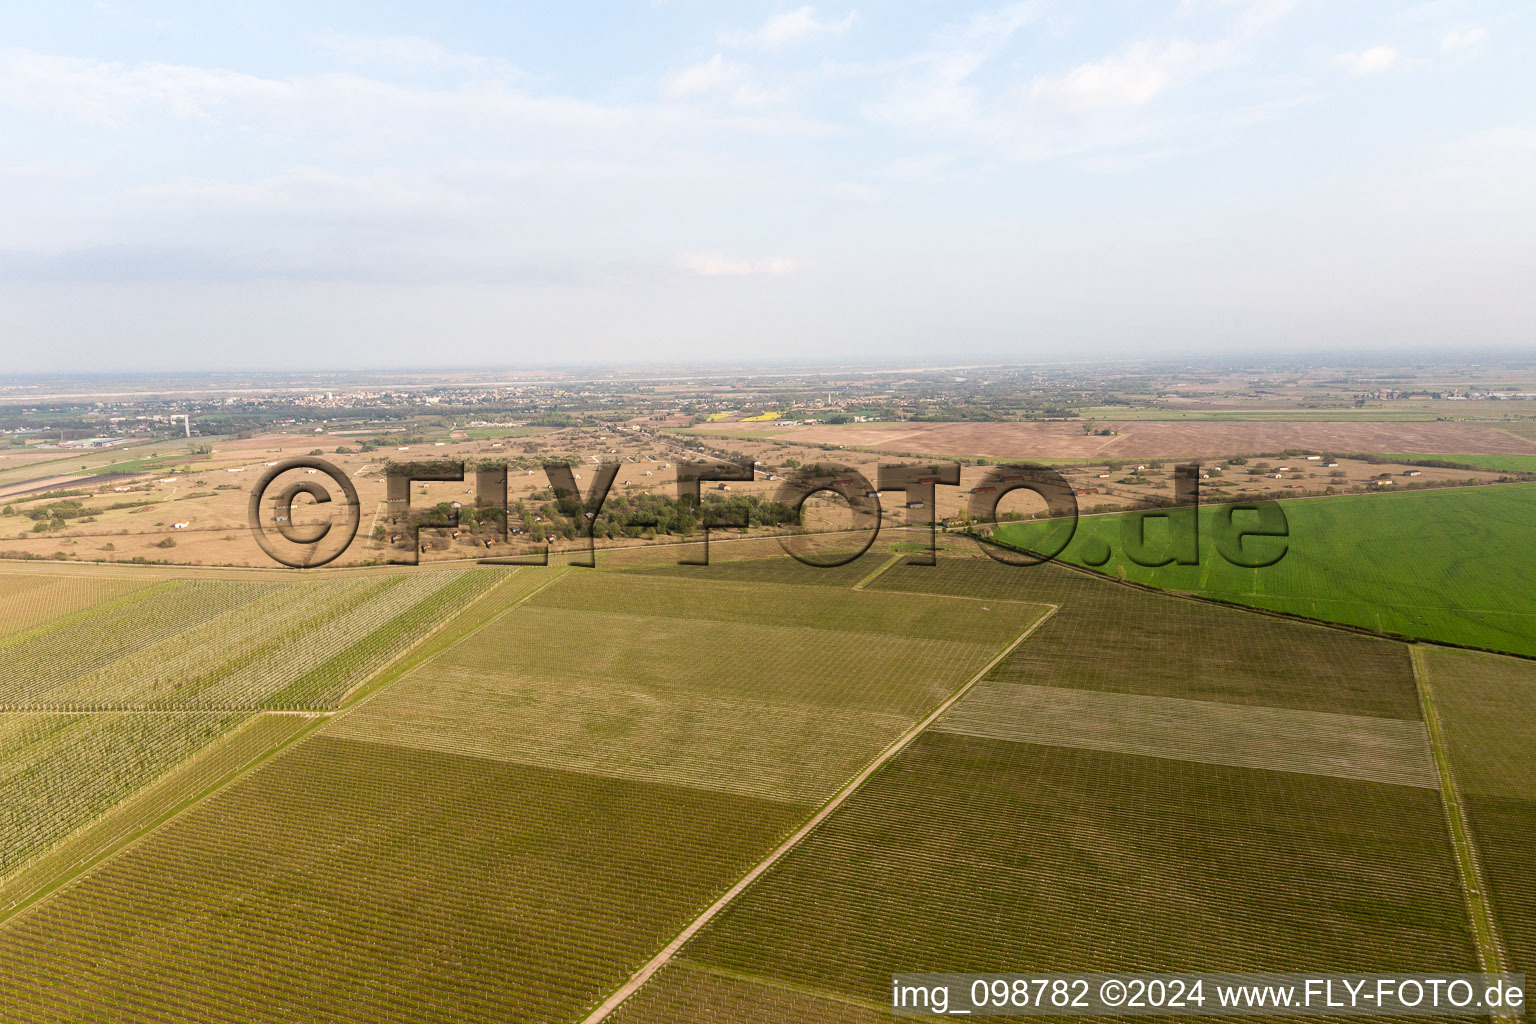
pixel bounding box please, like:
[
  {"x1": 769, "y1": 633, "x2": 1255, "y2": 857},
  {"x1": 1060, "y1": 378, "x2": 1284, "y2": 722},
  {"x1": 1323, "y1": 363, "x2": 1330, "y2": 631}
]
[
  {"x1": 331, "y1": 566, "x2": 569, "y2": 722},
  {"x1": 1410, "y1": 645, "x2": 1515, "y2": 1022},
  {"x1": 0, "y1": 567, "x2": 555, "y2": 931},
  {"x1": 851, "y1": 552, "x2": 903, "y2": 590},
  {"x1": 579, "y1": 602, "x2": 1059, "y2": 1024}
]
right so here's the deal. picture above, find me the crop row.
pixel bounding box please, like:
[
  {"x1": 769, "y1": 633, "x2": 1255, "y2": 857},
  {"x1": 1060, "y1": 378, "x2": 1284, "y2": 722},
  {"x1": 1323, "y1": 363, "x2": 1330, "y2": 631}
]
[
  {"x1": 0, "y1": 715, "x2": 311, "y2": 916},
  {"x1": 0, "y1": 575, "x2": 154, "y2": 641},
  {"x1": 0, "y1": 737, "x2": 804, "y2": 1023},
  {"x1": 329, "y1": 572, "x2": 1039, "y2": 805},
  {"x1": 0, "y1": 580, "x2": 281, "y2": 705},
  {"x1": 1424, "y1": 647, "x2": 1536, "y2": 987},
  {"x1": 0, "y1": 570, "x2": 501, "y2": 710},
  {"x1": 933, "y1": 681, "x2": 1439, "y2": 788},
  {"x1": 673, "y1": 733, "x2": 1478, "y2": 1012},
  {"x1": 0, "y1": 712, "x2": 245, "y2": 878},
  {"x1": 872, "y1": 556, "x2": 1423, "y2": 720}
]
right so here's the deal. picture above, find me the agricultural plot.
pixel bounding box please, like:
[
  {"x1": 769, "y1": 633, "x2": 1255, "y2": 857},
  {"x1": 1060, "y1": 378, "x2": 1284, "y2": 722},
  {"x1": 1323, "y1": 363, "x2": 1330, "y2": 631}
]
[
  {"x1": 740, "y1": 418, "x2": 1536, "y2": 460},
  {"x1": 0, "y1": 712, "x2": 245, "y2": 878},
  {"x1": 1418, "y1": 647, "x2": 1536, "y2": 985},
  {"x1": 932, "y1": 682, "x2": 1437, "y2": 788},
  {"x1": 653, "y1": 735, "x2": 1476, "y2": 1017},
  {"x1": 593, "y1": 554, "x2": 1487, "y2": 1021},
  {"x1": 611, "y1": 964, "x2": 901, "y2": 1024},
  {"x1": 0, "y1": 738, "x2": 809, "y2": 1024},
  {"x1": 330, "y1": 572, "x2": 1045, "y2": 804},
  {"x1": 0, "y1": 573, "x2": 154, "y2": 639},
  {"x1": 872, "y1": 556, "x2": 1423, "y2": 719},
  {"x1": 994, "y1": 483, "x2": 1536, "y2": 657},
  {"x1": 0, "y1": 714, "x2": 312, "y2": 918},
  {"x1": 0, "y1": 569, "x2": 503, "y2": 709},
  {"x1": 635, "y1": 553, "x2": 875, "y2": 588},
  {"x1": 0, "y1": 568, "x2": 1045, "y2": 1021},
  {"x1": 1375, "y1": 453, "x2": 1536, "y2": 473}
]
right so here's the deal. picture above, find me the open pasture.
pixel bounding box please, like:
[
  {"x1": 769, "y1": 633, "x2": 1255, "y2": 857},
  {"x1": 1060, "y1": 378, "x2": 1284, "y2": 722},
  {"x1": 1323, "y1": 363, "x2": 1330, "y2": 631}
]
[{"x1": 994, "y1": 483, "x2": 1536, "y2": 657}]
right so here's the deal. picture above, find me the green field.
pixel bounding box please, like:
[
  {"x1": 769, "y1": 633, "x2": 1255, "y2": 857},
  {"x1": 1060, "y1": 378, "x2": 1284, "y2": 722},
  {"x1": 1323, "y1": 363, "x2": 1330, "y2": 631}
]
[
  {"x1": 993, "y1": 483, "x2": 1536, "y2": 656},
  {"x1": 0, "y1": 737, "x2": 809, "y2": 1024},
  {"x1": 1077, "y1": 404, "x2": 1531, "y2": 422},
  {"x1": 1376, "y1": 453, "x2": 1536, "y2": 473}
]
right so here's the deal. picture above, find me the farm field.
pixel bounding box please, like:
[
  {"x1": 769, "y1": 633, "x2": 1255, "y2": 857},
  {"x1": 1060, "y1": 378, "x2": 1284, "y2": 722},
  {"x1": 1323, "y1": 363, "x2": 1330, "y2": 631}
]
[
  {"x1": 0, "y1": 562, "x2": 515, "y2": 927},
  {"x1": 723, "y1": 418, "x2": 1536, "y2": 460},
  {"x1": 1418, "y1": 647, "x2": 1536, "y2": 985},
  {"x1": 0, "y1": 712, "x2": 247, "y2": 877},
  {"x1": 0, "y1": 567, "x2": 504, "y2": 709},
  {"x1": 330, "y1": 573, "x2": 1043, "y2": 802},
  {"x1": 0, "y1": 738, "x2": 808, "y2": 1024},
  {"x1": 993, "y1": 483, "x2": 1536, "y2": 657},
  {"x1": 0, "y1": 714, "x2": 312, "y2": 919},
  {"x1": 621, "y1": 735, "x2": 1474, "y2": 1018},
  {"x1": 1074, "y1": 403, "x2": 1534, "y2": 421},
  {"x1": 0, "y1": 566, "x2": 1046, "y2": 1021},
  {"x1": 0, "y1": 573, "x2": 155, "y2": 639},
  {"x1": 872, "y1": 555, "x2": 1424, "y2": 717},
  {"x1": 608, "y1": 560, "x2": 1482, "y2": 1021},
  {"x1": 1375, "y1": 453, "x2": 1536, "y2": 473}
]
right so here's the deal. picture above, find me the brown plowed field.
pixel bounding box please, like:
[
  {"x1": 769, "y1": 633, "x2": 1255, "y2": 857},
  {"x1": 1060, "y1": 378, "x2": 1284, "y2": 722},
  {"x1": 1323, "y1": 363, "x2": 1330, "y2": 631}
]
[{"x1": 748, "y1": 420, "x2": 1536, "y2": 459}]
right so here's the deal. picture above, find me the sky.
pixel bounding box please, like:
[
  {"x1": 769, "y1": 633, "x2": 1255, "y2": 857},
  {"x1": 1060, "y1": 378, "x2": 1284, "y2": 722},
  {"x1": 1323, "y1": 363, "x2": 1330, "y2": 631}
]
[{"x1": 0, "y1": 0, "x2": 1532, "y2": 372}]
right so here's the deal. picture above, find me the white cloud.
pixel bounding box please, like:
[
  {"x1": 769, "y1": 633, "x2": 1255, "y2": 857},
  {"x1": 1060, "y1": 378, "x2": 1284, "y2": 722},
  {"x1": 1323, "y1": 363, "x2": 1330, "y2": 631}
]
[
  {"x1": 721, "y1": 7, "x2": 857, "y2": 50},
  {"x1": 1441, "y1": 28, "x2": 1486, "y2": 52},
  {"x1": 661, "y1": 54, "x2": 748, "y2": 98},
  {"x1": 1332, "y1": 46, "x2": 1398, "y2": 76},
  {"x1": 1027, "y1": 39, "x2": 1235, "y2": 113},
  {"x1": 680, "y1": 252, "x2": 798, "y2": 276}
]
